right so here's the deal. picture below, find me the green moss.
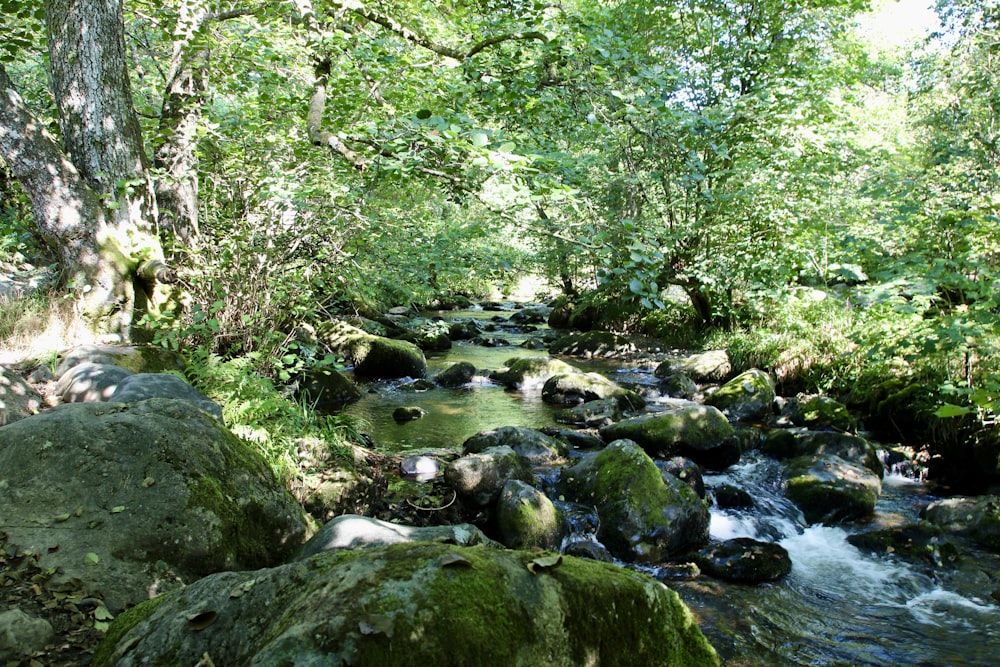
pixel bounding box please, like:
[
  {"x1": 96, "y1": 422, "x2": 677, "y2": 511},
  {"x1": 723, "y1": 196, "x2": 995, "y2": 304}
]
[{"x1": 92, "y1": 591, "x2": 178, "y2": 667}]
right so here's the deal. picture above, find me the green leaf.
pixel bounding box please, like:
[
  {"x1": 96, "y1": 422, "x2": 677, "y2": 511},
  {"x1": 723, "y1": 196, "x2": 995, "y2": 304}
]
[
  {"x1": 83, "y1": 552, "x2": 100, "y2": 565},
  {"x1": 934, "y1": 403, "x2": 972, "y2": 418}
]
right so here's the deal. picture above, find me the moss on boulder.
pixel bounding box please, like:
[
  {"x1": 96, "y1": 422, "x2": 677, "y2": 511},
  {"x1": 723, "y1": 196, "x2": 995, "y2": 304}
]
[
  {"x1": 559, "y1": 440, "x2": 710, "y2": 562},
  {"x1": 96, "y1": 543, "x2": 720, "y2": 667},
  {"x1": 549, "y1": 331, "x2": 637, "y2": 359},
  {"x1": 599, "y1": 401, "x2": 736, "y2": 469},
  {"x1": 315, "y1": 319, "x2": 427, "y2": 379},
  {"x1": 488, "y1": 356, "x2": 578, "y2": 389},
  {"x1": 785, "y1": 454, "x2": 882, "y2": 524},
  {"x1": 705, "y1": 369, "x2": 775, "y2": 422}
]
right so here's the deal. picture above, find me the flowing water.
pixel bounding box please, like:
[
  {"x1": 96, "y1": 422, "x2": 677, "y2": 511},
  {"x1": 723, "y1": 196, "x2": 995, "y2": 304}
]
[{"x1": 340, "y1": 310, "x2": 1000, "y2": 665}]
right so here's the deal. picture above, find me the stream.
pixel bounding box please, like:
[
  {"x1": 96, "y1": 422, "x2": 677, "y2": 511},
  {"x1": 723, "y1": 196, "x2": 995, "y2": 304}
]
[{"x1": 342, "y1": 307, "x2": 1000, "y2": 666}]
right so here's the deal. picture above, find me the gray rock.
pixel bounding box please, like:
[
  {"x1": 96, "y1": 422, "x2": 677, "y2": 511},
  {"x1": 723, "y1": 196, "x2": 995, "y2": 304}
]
[
  {"x1": 0, "y1": 399, "x2": 309, "y2": 610},
  {"x1": 922, "y1": 495, "x2": 1000, "y2": 552},
  {"x1": 95, "y1": 543, "x2": 721, "y2": 667},
  {"x1": 691, "y1": 537, "x2": 792, "y2": 583},
  {"x1": 488, "y1": 356, "x2": 578, "y2": 390},
  {"x1": 296, "y1": 514, "x2": 500, "y2": 559},
  {"x1": 0, "y1": 365, "x2": 44, "y2": 425},
  {"x1": 496, "y1": 480, "x2": 562, "y2": 550},
  {"x1": 542, "y1": 372, "x2": 645, "y2": 410},
  {"x1": 392, "y1": 405, "x2": 427, "y2": 423},
  {"x1": 56, "y1": 362, "x2": 134, "y2": 403},
  {"x1": 109, "y1": 373, "x2": 224, "y2": 422},
  {"x1": 55, "y1": 344, "x2": 184, "y2": 377},
  {"x1": 556, "y1": 397, "x2": 621, "y2": 428},
  {"x1": 559, "y1": 440, "x2": 710, "y2": 563},
  {"x1": 444, "y1": 445, "x2": 534, "y2": 507},
  {"x1": 462, "y1": 425, "x2": 568, "y2": 466},
  {"x1": 0, "y1": 608, "x2": 54, "y2": 661}
]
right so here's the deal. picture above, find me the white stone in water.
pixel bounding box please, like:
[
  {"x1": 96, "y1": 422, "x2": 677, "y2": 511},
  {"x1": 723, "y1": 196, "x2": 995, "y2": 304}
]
[{"x1": 401, "y1": 455, "x2": 440, "y2": 480}]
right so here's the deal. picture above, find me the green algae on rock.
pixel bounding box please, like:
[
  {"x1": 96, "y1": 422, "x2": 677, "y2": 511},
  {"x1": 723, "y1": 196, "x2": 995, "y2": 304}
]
[{"x1": 95, "y1": 543, "x2": 720, "y2": 667}]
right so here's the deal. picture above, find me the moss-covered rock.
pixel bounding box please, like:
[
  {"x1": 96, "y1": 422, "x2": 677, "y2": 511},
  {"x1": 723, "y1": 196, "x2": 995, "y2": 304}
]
[
  {"x1": 705, "y1": 369, "x2": 775, "y2": 423},
  {"x1": 95, "y1": 543, "x2": 720, "y2": 667},
  {"x1": 0, "y1": 399, "x2": 310, "y2": 611},
  {"x1": 549, "y1": 330, "x2": 637, "y2": 359},
  {"x1": 599, "y1": 401, "x2": 736, "y2": 470},
  {"x1": 315, "y1": 319, "x2": 427, "y2": 379},
  {"x1": 791, "y1": 395, "x2": 855, "y2": 432},
  {"x1": 496, "y1": 480, "x2": 563, "y2": 550},
  {"x1": 556, "y1": 397, "x2": 622, "y2": 428},
  {"x1": 488, "y1": 355, "x2": 578, "y2": 389},
  {"x1": 293, "y1": 365, "x2": 362, "y2": 408},
  {"x1": 785, "y1": 454, "x2": 882, "y2": 524},
  {"x1": 846, "y1": 523, "x2": 961, "y2": 567},
  {"x1": 559, "y1": 440, "x2": 710, "y2": 562},
  {"x1": 55, "y1": 344, "x2": 185, "y2": 377},
  {"x1": 392, "y1": 405, "x2": 428, "y2": 423}
]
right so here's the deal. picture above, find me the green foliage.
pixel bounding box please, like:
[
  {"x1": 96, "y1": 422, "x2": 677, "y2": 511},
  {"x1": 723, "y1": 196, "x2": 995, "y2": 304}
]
[{"x1": 180, "y1": 347, "x2": 363, "y2": 481}]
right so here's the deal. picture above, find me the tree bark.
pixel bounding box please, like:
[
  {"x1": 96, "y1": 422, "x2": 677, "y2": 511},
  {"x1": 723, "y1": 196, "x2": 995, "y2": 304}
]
[{"x1": 0, "y1": 0, "x2": 168, "y2": 338}]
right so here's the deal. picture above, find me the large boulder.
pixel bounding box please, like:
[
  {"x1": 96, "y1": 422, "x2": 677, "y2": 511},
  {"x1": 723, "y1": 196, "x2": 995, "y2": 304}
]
[
  {"x1": 444, "y1": 445, "x2": 534, "y2": 507},
  {"x1": 558, "y1": 440, "x2": 710, "y2": 563},
  {"x1": 599, "y1": 400, "x2": 737, "y2": 470},
  {"x1": 109, "y1": 373, "x2": 224, "y2": 422},
  {"x1": 55, "y1": 344, "x2": 185, "y2": 377},
  {"x1": 790, "y1": 395, "x2": 855, "y2": 432},
  {"x1": 705, "y1": 369, "x2": 775, "y2": 422},
  {"x1": 56, "y1": 362, "x2": 134, "y2": 403},
  {"x1": 0, "y1": 399, "x2": 310, "y2": 610},
  {"x1": 542, "y1": 372, "x2": 646, "y2": 410},
  {"x1": 94, "y1": 543, "x2": 720, "y2": 667},
  {"x1": 296, "y1": 514, "x2": 500, "y2": 559},
  {"x1": 488, "y1": 356, "x2": 578, "y2": 390},
  {"x1": 315, "y1": 319, "x2": 427, "y2": 379},
  {"x1": 784, "y1": 454, "x2": 882, "y2": 524},
  {"x1": 462, "y1": 426, "x2": 568, "y2": 466},
  {"x1": 0, "y1": 365, "x2": 44, "y2": 425}
]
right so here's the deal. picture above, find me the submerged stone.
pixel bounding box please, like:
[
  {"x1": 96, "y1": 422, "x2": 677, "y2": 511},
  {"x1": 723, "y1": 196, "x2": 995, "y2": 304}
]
[{"x1": 691, "y1": 537, "x2": 792, "y2": 583}]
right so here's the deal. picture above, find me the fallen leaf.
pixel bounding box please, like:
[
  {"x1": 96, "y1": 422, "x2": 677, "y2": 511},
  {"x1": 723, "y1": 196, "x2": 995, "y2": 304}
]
[
  {"x1": 440, "y1": 553, "x2": 472, "y2": 568},
  {"x1": 53, "y1": 513, "x2": 71, "y2": 523},
  {"x1": 94, "y1": 604, "x2": 114, "y2": 621},
  {"x1": 110, "y1": 506, "x2": 125, "y2": 514},
  {"x1": 229, "y1": 579, "x2": 257, "y2": 598},
  {"x1": 186, "y1": 611, "x2": 219, "y2": 631},
  {"x1": 359, "y1": 613, "x2": 394, "y2": 638},
  {"x1": 83, "y1": 552, "x2": 100, "y2": 566},
  {"x1": 527, "y1": 554, "x2": 563, "y2": 574}
]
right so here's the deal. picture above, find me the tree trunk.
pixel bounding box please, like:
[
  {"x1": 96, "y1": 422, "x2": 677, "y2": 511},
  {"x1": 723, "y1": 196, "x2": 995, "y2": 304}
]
[{"x1": 0, "y1": 0, "x2": 167, "y2": 338}]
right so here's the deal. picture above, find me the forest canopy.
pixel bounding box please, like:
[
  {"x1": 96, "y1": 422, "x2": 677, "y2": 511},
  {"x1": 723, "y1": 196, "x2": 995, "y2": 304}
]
[{"x1": 0, "y1": 0, "x2": 997, "y2": 428}]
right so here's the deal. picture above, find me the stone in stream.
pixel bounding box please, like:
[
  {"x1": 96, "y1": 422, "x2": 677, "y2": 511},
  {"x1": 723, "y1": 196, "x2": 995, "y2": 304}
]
[
  {"x1": 93, "y1": 543, "x2": 721, "y2": 667},
  {"x1": 790, "y1": 395, "x2": 856, "y2": 432},
  {"x1": 542, "y1": 372, "x2": 646, "y2": 410},
  {"x1": 690, "y1": 537, "x2": 792, "y2": 583},
  {"x1": 784, "y1": 453, "x2": 882, "y2": 524},
  {"x1": 655, "y1": 350, "x2": 732, "y2": 383},
  {"x1": 392, "y1": 405, "x2": 428, "y2": 423},
  {"x1": 558, "y1": 439, "x2": 710, "y2": 563},
  {"x1": 488, "y1": 355, "x2": 578, "y2": 389},
  {"x1": 548, "y1": 330, "x2": 638, "y2": 359},
  {"x1": 296, "y1": 514, "x2": 500, "y2": 559},
  {"x1": 314, "y1": 319, "x2": 427, "y2": 379},
  {"x1": 434, "y1": 360, "x2": 477, "y2": 387},
  {"x1": 496, "y1": 480, "x2": 563, "y2": 550},
  {"x1": 461, "y1": 425, "x2": 568, "y2": 466},
  {"x1": 921, "y1": 495, "x2": 1000, "y2": 553},
  {"x1": 444, "y1": 445, "x2": 534, "y2": 507},
  {"x1": 763, "y1": 429, "x2": 883, "y2": 477},
  {"x1": 704, "y1": 369, "x2": 776, "y2": 423},
  {"x1": 599, "y1": 400, "x2": 737, "y2": 470}
]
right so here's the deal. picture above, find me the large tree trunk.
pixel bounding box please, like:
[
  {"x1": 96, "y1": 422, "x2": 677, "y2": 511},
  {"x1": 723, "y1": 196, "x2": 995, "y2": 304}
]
[{"x1": 0, "y1": 0, "x2": 167, "y2": 338}]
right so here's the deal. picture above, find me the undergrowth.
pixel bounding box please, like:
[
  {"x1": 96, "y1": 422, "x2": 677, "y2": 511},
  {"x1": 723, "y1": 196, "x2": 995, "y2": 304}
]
[{"x1": 180, "y1": 347, "x2": 365, "y2": 482}]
